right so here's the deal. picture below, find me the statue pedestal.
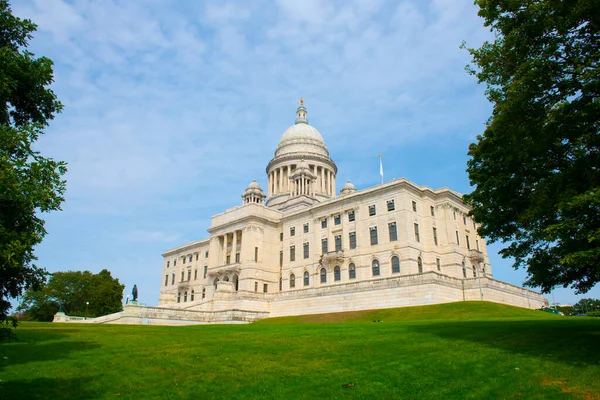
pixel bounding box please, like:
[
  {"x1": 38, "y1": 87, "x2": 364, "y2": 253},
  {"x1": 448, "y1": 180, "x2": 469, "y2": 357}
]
[{"x1": 128, "y1": 300, "x2": 139, "y2": 306}]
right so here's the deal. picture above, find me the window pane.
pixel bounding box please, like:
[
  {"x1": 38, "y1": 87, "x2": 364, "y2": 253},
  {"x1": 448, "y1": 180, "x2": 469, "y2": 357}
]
[
  {"x1": 370, "y1": 227, "x2": 378, "y2": 245},
  {"x1": 372, "y1": 259, "x2": 380, "y2": 276},
  {"x1": 389, "y1": 222, "x2": 397, "y2": 241},
  {"x1": 334, "y1": 214, "x2": 341, "y2": 225},
  {"x1": 303, "y1": 242, "x2": 309, "y2": 259},
  {"x1": 290, "y1": 246, "x2": 295, "y2": 262},
  {"x1": 387, "y1": 200, "x2": 395, "y2": 211},
  {"x1": 304, "y1": 223, "x2": 309, "y2": 233},
  {"x1": 414, "y1": 223, "x2": 420, "y2": 242},
  {"x1": 349, "y1": 263, "x2": 356, "y2": 279},
  {"x1": 335, "y1": 235, "x2": 342, "y2": 251},
  {"x1": 320, "y1": 268, "x2": 327, "y2": 283},
  {"x1": 290, "y1": 274, "x2": 295, "y2": 288},
  {"x1": 433, "y1": 227, "x2": 438, "y2": 245},
  {"x1": 322, "y1": 238, "x2": 328, "y2": 254},
  {"x1": 348, "y1": 211, "x2": 355, "y2": 222},
  {"x1": 418, "y1": 257, "x2": 423, "y2": 273},
  {"x1": 349, "y1": 232, "x2": 356, "y2": 249},
  {"x1": 392, "y1": 256, "x2": 400, "y2": 273},
  {"x1": 334, "y1": 266, "x2": 341, "y2": 281},
  {"x1": 412, "y1": 201, "x2": 417, "y2": 212},
  {"x1": 321, "y1": 218, "x2": 327, "y2": 228},
  {"x1": 304, "y1": 271, "x2": 309, "y2": 286},
  {"x1": 369, "y1": 205, "x2": 376, "y2": 216}
]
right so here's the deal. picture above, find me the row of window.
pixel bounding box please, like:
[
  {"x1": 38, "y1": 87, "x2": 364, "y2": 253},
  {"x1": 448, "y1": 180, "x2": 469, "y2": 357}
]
[
  {"x1": 166, "y1": 250, "x2": 209, "y2": 268},
  {"x1": 287, "y1": 256, "x2": 435, "y2": 288},
  {"x1": 164, "y1": 266, "x2": 209, "y2": 286},
  {"x1": 177, "y1": 287, "x2": 206, "y2": 303}
]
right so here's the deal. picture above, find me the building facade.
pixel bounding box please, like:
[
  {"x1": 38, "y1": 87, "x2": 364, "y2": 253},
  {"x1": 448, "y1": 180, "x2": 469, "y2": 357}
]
[{"x1": 151, "y1": 101, "x2": 546, "y2": 322}]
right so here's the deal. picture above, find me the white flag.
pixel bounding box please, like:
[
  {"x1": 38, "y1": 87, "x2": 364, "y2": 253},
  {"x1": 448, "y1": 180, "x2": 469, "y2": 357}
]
[{"x1": 379, "y1": 154, "x2": 383, "y2": 183}]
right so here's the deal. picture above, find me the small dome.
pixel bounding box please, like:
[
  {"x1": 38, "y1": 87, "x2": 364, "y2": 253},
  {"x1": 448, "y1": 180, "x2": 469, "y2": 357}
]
[
  {"x1": 247, "y1": 179, "x2": 261, "y2": 189},
  {"x1": 340, "y1": 180, "x2": 357, "y2": 196}
]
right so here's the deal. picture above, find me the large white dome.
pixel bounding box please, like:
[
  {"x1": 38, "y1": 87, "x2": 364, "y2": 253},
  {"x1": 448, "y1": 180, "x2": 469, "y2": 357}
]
[
  {"x1": 275, "y1": 123, "x2": 329, "y2": 158},
  {"x1": 274, "y1": 103, "x2": 329, "y2": 158}
]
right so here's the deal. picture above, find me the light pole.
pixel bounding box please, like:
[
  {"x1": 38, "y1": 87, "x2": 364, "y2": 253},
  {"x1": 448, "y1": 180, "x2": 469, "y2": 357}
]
[{"x1": 85, "y1": 301, "x2": 89, "y2": 319}]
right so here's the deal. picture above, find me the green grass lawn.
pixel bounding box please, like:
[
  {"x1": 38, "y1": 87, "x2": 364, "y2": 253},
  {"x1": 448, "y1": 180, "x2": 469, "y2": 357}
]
[{"x1": 1, "y1": 302, "x2": 599, "y2": 399}]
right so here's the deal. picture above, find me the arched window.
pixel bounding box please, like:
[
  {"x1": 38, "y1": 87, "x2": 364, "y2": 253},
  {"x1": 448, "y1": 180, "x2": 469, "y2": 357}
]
[
  {"x1": 462, "y1": 261, "x2": 467, "y2": 278},
  {"x1": 334, "y1": 266, "x2": 341, "y2": 281},
  {"x1": 320, "y1": 268, "x2": 327, "y2": 283},
  {"x1": 183, "y1": 291, "x2": 188, "y2": 302},
  {"x1": 224, "y1": 276, "x2": 230, "y2": 282},
  {"x1": 202, "y1": 287, "x2": 206, "y2": 299},
  {"x1": 214, "y1": 277, "x2": 219, "y2": 288},
  {"x1": 481, "y1": 263, "x2": 487, "y2": 277},
  {"x1": 191, "y1": 289, "x2": 195, "y2": 301},
  {"x1": 372, "y1": 259, "x2": 380, "y2": 276},
  {"x1": 472, "y1": 265, "x2": 477, "y2": 278},
  {"x1": 290, "y1": 273, "x2": 296, "y2": 288},
  {"x1": 391, "y1": 256, "x2": 400, "y2": 274},
  {"x1": 418, "y1": 257, "x2": 423, "y2": 274},
  {"x1": 303, "y1": 271, "x2": 309, "y2": 286},
  {"x1": 177, "y1": 292, "x2": 181, "y2": 303},
  {"x1": 233, "y1": 274, "x2": 239, "y2": 291},
  {"x1": 349, "y1": 263, "x2": 356, "y2": 279}
]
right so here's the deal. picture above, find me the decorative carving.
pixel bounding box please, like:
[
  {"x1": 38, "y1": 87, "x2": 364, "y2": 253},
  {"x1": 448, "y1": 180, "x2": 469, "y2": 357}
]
[{"x1": 319, "y1": 250, "x2": 344, "y2": 268}]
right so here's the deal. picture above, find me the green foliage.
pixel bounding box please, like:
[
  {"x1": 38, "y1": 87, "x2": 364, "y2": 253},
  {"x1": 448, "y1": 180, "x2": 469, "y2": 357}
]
[
  {"x1": 573, "y1": 297, "x2": 600, "y2": 314},
  {"x1": 17, "y1": 270, "x2": 125, "y2": 321},
  {"x1": 0, "y1": 0, "x2": 65, "y2": 334},
  {"x1": 587, "y1": 310, "x2": 600, "y2": 317},
  {"x1": 1, "y1": 303, "x2": 599, "y2": 399},
  {"x1": 554, "y1": 305, "x2": 575, "y2": 316},
  {"x1": 463, "y1": 0, "x2": 600, "y2": 294}
]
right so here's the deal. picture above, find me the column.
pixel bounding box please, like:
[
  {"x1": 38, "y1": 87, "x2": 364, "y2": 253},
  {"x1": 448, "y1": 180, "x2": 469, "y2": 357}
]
[
  {"x1": 221, "y1": 234, "x2": 227, "y2": 265},
  {"x1": 320, "y1": 168, "x2": 325, "y2": 194},
  {"x1": 277, "y1": 168, "x2": 281, "y2": 194},
  {"x1": 268, "y1": 172, "x2": 272, "y2": 197},
  {"x1": 232, "y1": 230, "x2": 238, "y2": 263}
]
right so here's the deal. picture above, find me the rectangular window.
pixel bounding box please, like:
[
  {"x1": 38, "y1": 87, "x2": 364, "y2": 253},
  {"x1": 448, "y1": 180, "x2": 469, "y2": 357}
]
[
  {"x1": 290, "y1": 227, "x2": 295, "y2": 236},
  {"x1": 321, "y1": 218, "x2": 328, "y2": 229},
  {"x1": 369, "y1": 205, "x2": 376, "y2": 216},
  {"x1": 280, "y1": 232, "x2": 283, "y2": 241},
  {"x1": 205, "y1": 251, "x2": 209, "y2": 258},
  {"x1": 303, "y1": 242, "x2": 309, "y2": 259},
  {"x1": 387, "y1": 199, "x2": 395, "y2": 211},
  {"x1": 321, "y1": 238, "x2": 328, "y2": 254},
  {"x1": 463, "y1": 216, "x2": 467, "y2": 225},
  {"x1": 430, "y1": 206, "x2": 435, "y2": 216},
  {"x1": 167, "y1": 261, "x2": 170, "y2": 268},
  {"x1": 255, "y1": 282, "x2": 258, "y2": 292},
  {"x1": 196, "y1": 253, "x2": 199, "y2": 261},
  {"x1": 290, "y1": 246, "x2": 296, "y2": 262},
  {"x1": 279, "y1": 251, "x2": 283, "y2": 267},
  {"x1": 255, "y1": 247, "x2": 258, "y2": 262},
  {"x1": 171, "y1": 273, "x2": 175, "y2": 285},
  {"x1": 174, "y1": 259, "x2": 177, "y2": 266},
  {"x1": 370, "y1": 226, "x2": 378, "y2": 245},
  {"x1": 473, "y1": 220, "x2": 477, "y2": 229},
  {"x1": 235, "y1": 253, "x2": 240, "y2": 263},
  {"x1": 414, "y1": 223, "x2": 420, "y2": 243},
  {"x1": 187, "y1": 270, "x2": 191, "y2": 281},
  {"x1": 203, "y1": 266, "x2": 208, "y2": 278},
  {"x1": 476, "y1": 239, "x2": 480, "y2": 251},
  {"x1": 188, "y1": 255, "x2": 192, "y2": 263},
  {"x1": 433, "y1": 227, "x2": 438, "y2": 245},
  {"x1": 436, "y1": 258, "x2": 441, "y2": 271},
  {"x1": 164, "y1": 275, "x2": 168, "y2": 286},
  {"x1": 456, "y1": 231, "x2": 460, "y2": 245},
  {"x1": 226, "y1": 255, "x2": 230, "y2": 264},
  {"x1": 334, "y1": 214, "x2": 341, "y2": 225},
  {"x1": 263, "y1": 284, "x2": 268, "y2": 293},
  {"x1": 466, "y1": 236, "x2": 471, "y2": 250},
  {"x1": 388, "y1": 222, "x2": 398, "y2": 241},
  {"x1": 412, "y1": 201, "x2": 417, "y2": 212},
  {"x1": 348, "y1": 210, "x2": 355, "y2": 222},
  {"x1": 453, "y1": 211, "x2": 457, "y2": 220},
  {"x1": 335, "y1": 235, "x2": 342, "y2": 251},
  {"x1": 349, "y1": 232, "x2": 356, "y2": 249},
  {"x1": 180, "y1": 271, "x2": 184, "y2": 282},
  {"x1": 182, "y1": 256, "x2": 186, "y2": 265},
  {"x1": 303, "y1": 223, "x2": 309, "y2": 233},
  {"x1": 194, "y1": 269, "x2": 198, "y2": 280}
]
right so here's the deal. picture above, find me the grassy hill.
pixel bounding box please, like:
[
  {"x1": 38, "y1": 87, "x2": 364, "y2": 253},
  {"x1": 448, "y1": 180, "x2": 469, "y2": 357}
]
[{"x1": 1, "y1": 302, "x2": 598, "y2": 400}]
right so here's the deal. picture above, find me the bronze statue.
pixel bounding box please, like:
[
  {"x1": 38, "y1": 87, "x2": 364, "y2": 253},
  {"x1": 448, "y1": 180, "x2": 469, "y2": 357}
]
[{"x1": 132, "y1": 284, "x2": 138, "y2": 301}]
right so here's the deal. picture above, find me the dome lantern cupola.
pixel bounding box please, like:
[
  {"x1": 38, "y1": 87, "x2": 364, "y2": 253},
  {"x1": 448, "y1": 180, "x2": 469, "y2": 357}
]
[
  {"x1": 241, "y1": 180, "x2": 266, "y2": 205},
  {"x1": 295, "y1": 97, "x2": 308, "y2": 124}
]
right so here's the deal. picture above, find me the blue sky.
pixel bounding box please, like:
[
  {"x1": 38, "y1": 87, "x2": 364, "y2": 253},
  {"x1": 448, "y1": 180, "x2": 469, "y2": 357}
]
[{"x1": 13, "y1": 0, "x2": 598, "y2": 307}]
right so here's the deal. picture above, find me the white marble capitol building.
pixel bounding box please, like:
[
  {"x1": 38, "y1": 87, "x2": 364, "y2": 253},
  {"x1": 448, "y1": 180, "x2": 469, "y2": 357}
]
[{"x1": 56, "y1": 101, "x2": 546, "y2": 325}]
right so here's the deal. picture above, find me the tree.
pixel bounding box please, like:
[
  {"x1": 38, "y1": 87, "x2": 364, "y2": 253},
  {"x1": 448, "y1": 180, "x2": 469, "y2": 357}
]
[
  {"x1": 0, "y1": 0, "x2": 65, "y2": 337},
  {"x1": 463, "y1": 0, "x2": 600, "y2": 294},
  {"x1": 573, "y1": 298, "x2": 600, "y2": 315},
  {"x1": 18, "y1": 270, "x2": 125, "y2": 322}
]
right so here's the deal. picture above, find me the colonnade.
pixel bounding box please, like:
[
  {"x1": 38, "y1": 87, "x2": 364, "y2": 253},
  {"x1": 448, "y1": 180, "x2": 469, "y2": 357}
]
[
  {"x1": 268, "y1": 164, "x2": 336, "y2": 197},
  {"x1": 219, "y1": 230, "x2": 241, "y2": 266}
]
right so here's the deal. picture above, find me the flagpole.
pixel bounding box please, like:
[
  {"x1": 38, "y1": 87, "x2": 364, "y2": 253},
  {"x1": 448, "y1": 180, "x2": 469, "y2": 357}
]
[{"x1": 379, "y1": 154, "x2": 384, "y2": 184}]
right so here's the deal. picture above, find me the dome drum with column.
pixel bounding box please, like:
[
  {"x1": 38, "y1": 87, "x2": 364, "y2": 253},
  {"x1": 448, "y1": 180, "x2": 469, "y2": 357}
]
[{"x1": 265, "y1": 101, "x2": 337, "y2": 210}]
